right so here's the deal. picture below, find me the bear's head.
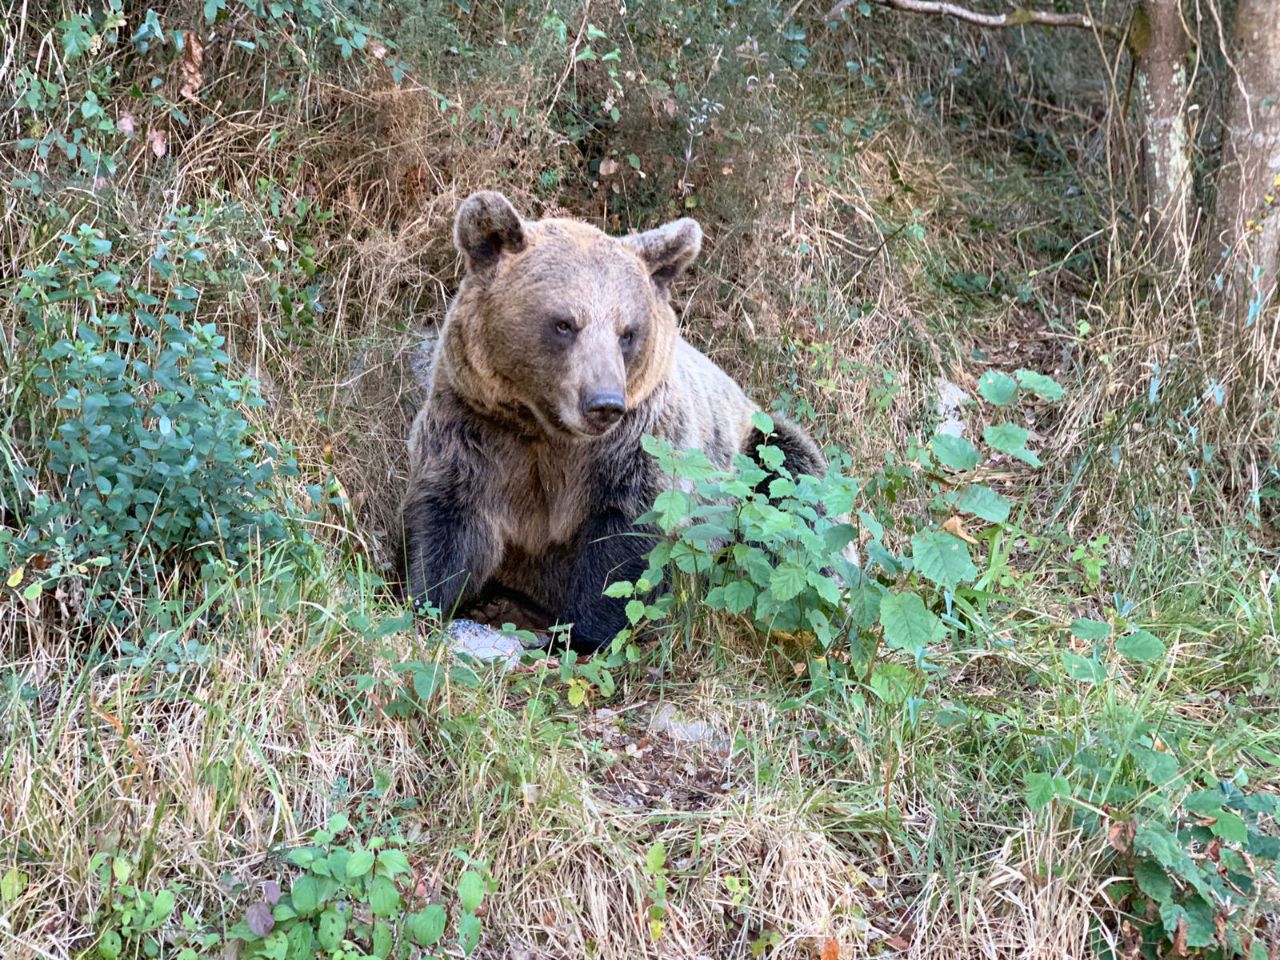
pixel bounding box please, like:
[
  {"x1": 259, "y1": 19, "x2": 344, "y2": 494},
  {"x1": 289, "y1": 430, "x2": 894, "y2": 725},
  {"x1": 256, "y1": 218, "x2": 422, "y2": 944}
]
[{"x1": 442, "y1": 190, "x2": 702, "y2": 440}]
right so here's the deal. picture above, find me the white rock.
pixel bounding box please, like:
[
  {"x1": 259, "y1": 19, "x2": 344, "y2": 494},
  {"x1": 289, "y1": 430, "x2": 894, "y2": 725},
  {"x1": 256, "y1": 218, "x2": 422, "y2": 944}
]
[
  {"x1": 447, "y1": 619, "x2": 525, "y2": 671},
  {"x1": 648, "y1": 702, "x2": 729, "y2": 751},
  {"x1": 935, "y1": 377, "x2": 971, "y2": 438}
]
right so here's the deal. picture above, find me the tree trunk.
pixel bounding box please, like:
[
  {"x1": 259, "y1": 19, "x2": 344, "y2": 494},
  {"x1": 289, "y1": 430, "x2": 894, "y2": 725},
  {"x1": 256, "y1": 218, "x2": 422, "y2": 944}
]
[
  {"x1": 1210, "y1": 0, "x2": 1280, "y2": 329},
  {"x1": 1132, "y1": 0, "x2": 1192, "y2": 269}
]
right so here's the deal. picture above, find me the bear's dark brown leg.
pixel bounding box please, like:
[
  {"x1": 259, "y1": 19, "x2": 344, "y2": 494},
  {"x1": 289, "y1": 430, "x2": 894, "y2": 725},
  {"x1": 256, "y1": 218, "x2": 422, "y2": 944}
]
[
  {"x1": 403, "y1": 485, "x2": 502, "y2": 620},
  {"x1": 745, "y1": 414, "x2": 827, "y2": 484},
  {"x1": 558, "y1": 507, "x2": 657, "y2": 653}
]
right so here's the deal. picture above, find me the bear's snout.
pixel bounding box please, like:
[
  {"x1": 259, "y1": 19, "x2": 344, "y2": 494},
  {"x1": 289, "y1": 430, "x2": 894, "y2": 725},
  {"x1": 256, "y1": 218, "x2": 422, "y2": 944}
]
[{"x1": 579, "y1": 390, "x2": 626, "y2": 433}]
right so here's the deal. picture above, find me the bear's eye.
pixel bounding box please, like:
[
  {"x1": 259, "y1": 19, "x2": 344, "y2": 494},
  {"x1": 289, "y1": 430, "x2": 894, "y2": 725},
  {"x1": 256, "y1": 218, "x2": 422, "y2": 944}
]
[
  {"x1": 619, "y1": 329, "x2": 634, "y2": 347},
  {"x1": 554, "y1": 319, "x2": 575, "y2": 336}
]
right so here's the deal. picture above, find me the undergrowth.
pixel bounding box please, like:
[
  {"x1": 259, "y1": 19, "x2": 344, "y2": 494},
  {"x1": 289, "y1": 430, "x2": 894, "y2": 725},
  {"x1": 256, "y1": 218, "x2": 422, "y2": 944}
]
[{"x1": 1, "y1": 2, "x2": 1277, "y2": 960}]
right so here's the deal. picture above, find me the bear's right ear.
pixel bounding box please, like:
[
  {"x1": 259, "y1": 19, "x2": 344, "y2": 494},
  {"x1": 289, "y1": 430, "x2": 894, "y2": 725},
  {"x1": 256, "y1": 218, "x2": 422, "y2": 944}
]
[
  {"x1": 454, "y1": 191, "x2": 527, "y2": 273},
  {"x1": 621, "y1": 217, "x2": 702, "y2": 293}
]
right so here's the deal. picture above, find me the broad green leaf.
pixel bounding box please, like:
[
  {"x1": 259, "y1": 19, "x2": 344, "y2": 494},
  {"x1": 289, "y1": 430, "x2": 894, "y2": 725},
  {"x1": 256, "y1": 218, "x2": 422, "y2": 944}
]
[
  {"x1": 1135, "y1": 822, "x2": 1184, "y2": 871},
  {"x1": 1184, "y1": 789, "x2": 1226, "y2": 815},
  {"x1": 413, "y1": 665, "x2": 442, "y2": 700},
  {"x1": 651, "y1": 490, "x2": 689, "y2": 532},
  {"x1": 1159, "y1": 896, "x2": 1216, "y2": 948},
  {"x1": 682, "y1": 522, "x2": 731, "y2": 543},
  {"x1": 346, "y1": 849, "x2": 375, "y2": 878},
  {"x1": 457, "y1": 870, "x2": 485, "y2": 913},
  {"x1": 750, "y1": 411, "x2": 774, "y2": 434},
  {"x1": 1209, "y1": 810, "x2": 1247, "y2": 844},
  {"x1": 1062, "y1": 651, "x2": 1107, "y2": 684},
  {"x1": 769, "y1": 564, "x2": 808, "y2": 602},
  {"x1": 289, "y1": 875, "x2": 320, "y2": 915},
  {"x1": 1132, "y1": 745, "x2": 1179, "y2": 787},
  {"x1": 1015, "y1": 368, "x2": 1064, "y2": 402},
  {"x1": 371, "y1": 921, "x2": 393, "y2": 959},
  {"x1": 625, "y1": 599, "x2": 646, "y2": 624},
  {"x1": 603, "y1": 581, "x2": 633, "y2": 598},
  {"x1": 879, "y1": 591, "x2": 945, "y2": 653},
  {"x1": 286, "y1": 923, "x2": 313, "y2": 959},
  {"x1": 373, "y1": 855, "x2": 409, "y2": 885},
  {"x1": 910, "y1": 530, "x2": 977, "y2": 589},
  {"x1": 148, "y1": 888, "x2": 175, "y2": 925},
  {"x1": 315, "y1": 908, "x2": 345, "y2": 951},
  {"x1": 931, "y1": 433, "x2": 979, "y2": 471},
  {"x1": 376, "y1": 848, "x2": 410, "y2": 877},
  {"x1": 1025, "y1": 772, "x2": 1070, "y2": 810},
  {"x1": 98, "y1": 930, "x2": 123, "y2": 960},
  {"x1": 1133, "y1": 859, "x2": 1173, "y2": 902},
  {"x1": 1116, "y1": 629, "x2": 1165, "y2": 663},
  {"x1": 408, "y1": 905, "x2": 447, "y2": 946},
  {"x1": 807, "y1": 570, "x2": 841, "y2": 605},
  {"x1": 367, "y1": 875, "x2": 400, "y2": 917},
  {"x1": 458, "y1": 912, "x2": 482, "y2": 956},
  {"x1": 326, "y1": 813, "x2": 350, "y2": 834},
  {"x1": 983, "y1": 423, "x2": 1043, "y2": 467},
  {"x1": 952, "y1": 484, "x2": 1010, "y2": 523},
  {"x1": 868, "y1": 661, "x2": 919, "y2": 704},
  {"x1": 1070, "y1": 618, "x2": 1110, "y2": 640},
  {"x1": 978, "y1": 370, "x2": 1017, "y2": 405},
  {"x1": 721, "y1": 580, "x2": 756, "y2": 615}
]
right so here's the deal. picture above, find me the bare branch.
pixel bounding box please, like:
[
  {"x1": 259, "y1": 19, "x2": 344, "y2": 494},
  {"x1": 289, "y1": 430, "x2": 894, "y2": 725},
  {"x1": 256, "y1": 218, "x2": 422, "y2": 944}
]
[{"x1": 825, "y1": 0, "x2": 1120, "y2": 37}]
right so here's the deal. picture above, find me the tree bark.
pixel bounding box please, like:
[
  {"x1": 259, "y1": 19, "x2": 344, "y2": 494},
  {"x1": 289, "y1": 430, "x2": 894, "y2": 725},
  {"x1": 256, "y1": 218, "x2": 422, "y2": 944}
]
[
  {"x1": 1210, "y1": 0, "x2": 1280, "y2": 328},
  {"x1": 1132, "y1": 0, "x2": 1192, "y2": 269}
]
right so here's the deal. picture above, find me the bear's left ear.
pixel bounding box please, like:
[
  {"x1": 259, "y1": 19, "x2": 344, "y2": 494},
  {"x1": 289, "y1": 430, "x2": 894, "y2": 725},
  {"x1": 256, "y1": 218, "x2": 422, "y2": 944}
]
[
  {"x1": 622, "y1": 218, "x2": 702, "y2": 293},
  {"x1": 454, "y1": 191, "x2": 527, "y2": 274}
]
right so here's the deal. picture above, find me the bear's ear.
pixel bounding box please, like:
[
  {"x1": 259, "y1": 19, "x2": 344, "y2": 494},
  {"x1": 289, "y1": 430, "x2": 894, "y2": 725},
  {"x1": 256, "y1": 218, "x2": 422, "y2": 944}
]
[
  {"x1": 454, "y1": 191, "x2": 527, "y2": 273},
  {"x1": 622, "y1": 218, "x2": 702, "y2": 292}
]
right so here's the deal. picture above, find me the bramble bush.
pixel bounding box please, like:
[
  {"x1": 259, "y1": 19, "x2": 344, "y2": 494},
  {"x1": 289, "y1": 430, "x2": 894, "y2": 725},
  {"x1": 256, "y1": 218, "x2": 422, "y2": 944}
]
[{"x1": 607, "y1": 368, "x2": 1280, "y2": 957}]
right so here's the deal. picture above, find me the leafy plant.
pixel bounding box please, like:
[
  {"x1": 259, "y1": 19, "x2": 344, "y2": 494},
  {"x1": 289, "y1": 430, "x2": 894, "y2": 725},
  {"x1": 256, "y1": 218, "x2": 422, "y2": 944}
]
[
  {"x1": 606, "y1": 412, "x2": 863, "y2": 652},
  {"x1": 1024, "y1": 621, "x2": 1279, "y2": 958},
  {"x1": 232, "y1": 815, "x2": 491, "y2": 959},
  {"x1": 86, "y1": 854, "x2": 215, "y2": 960},
  {"x1": 8, "y1": 215, "x2": 304, "y2": 622},
  {"x1": 641, "y1": 842, "x2": 669, "y2": 942}
]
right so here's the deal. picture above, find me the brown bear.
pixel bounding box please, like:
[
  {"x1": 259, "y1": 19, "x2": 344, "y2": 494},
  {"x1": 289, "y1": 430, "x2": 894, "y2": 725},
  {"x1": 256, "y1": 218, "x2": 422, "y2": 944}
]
[{"x1": 400, "y1": 191, "x2": 826, "y2": 652}]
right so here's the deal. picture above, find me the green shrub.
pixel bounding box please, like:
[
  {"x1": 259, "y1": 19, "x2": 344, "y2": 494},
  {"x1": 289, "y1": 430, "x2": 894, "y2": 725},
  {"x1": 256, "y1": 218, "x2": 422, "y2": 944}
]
[{"x1": 7, "y1": 214, "x2": 301, "y2": 620}]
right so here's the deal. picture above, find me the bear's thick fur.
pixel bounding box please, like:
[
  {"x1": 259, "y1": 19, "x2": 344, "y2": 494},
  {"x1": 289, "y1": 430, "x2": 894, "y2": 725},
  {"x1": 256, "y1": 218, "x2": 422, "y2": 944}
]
[{"x1": 401, "y1": 191, "x2": 826, "y2": 651}]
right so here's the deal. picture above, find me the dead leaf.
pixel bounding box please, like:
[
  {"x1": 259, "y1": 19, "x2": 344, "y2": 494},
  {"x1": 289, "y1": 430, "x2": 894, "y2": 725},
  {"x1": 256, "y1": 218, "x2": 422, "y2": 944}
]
[
  {"x1": 1170, "y1": 918, "x2": 1188, "y2": 957},
  {"x1": 146, "y1": 127, "x2": 167, "y2": 158},
  {"x1": 245, "y1": 902, "x2": 274, "y2": 937},
  {"x1": 118, "y1": 111, "x2": 136, "y2": 137},
  {"x1": 179, "y1": 33, "x2": 205, "y2": 101},
  {"x1": 941, "y1": 515, "x2": 978, "y2": 544},
  {"x1": 1107, "y1": 817, "x2": 1135, "y2": 853},
  {"x1": 599, "y1": 158, "x2": 620, "y2": 177},
  {"x1": 821, "y1": 938, "x2": 840, "y2": 960}
]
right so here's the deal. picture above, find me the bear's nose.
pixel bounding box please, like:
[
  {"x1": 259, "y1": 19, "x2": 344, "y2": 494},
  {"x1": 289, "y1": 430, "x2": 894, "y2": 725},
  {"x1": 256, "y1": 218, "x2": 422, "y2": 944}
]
[{"x1": 581, "y1": 391, "x2": 626, "y2": 431}]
